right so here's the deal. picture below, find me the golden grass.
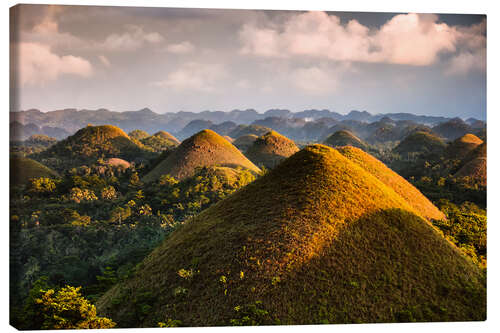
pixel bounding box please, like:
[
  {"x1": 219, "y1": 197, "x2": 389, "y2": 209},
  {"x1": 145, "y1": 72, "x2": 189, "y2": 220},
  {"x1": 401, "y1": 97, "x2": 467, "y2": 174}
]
[
  {"x1": 152, "y1": 131, "x2": 181, "y2": 145},
  {"x1": 394, "y1": 131, "x2": 446, "y2": 154},
  {"x1": 245, "y1": 131, "x2": 299, "y2": 169},
  {"x1": 455, "y1": 157, "x2": 486, "y2": 186},
  {"x1": 324, "y1": 130, "x2": 366, "y2": 150},
  {"x1": 446, "y1": 134, "x2": 483, "y2": 158},
  {"x1": 143, "y1": 129, "x2": 260, "y2": 182},
  {"x1": 233, "y1": 134, "x2": 258, "y2": 152},
  {"x1": 98, "y1": 144, "x2": 484, "y2": 327}
]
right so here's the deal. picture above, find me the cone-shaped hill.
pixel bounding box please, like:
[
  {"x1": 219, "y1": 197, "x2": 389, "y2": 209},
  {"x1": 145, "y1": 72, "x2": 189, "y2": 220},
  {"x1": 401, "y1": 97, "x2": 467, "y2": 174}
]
[
  {"x1": 10, "y1": 156, "x2": 59, "y2": 186},
  {"x1": 128, "y1": 129, "x2": 150, "y2": 141},
  {"x1": 143, "y1": 129, "x2": 261, "y2": 182},
  {"x1": 245, "y1": 131, "x2": 300, "y2": 169},
  {"x1": 233, "y1": 134, "x2": 258, "y2": 152},
  {"x1": 445, "y1": 134, "x2": 483, "y2": 159},
  {"x1": 140, "y1": 131, "x2": 180, "y2": 152},
  {"x1": 324, "y1": 130, "x2": 367, "y2": 150},
  {"x1": 98, "y1": 144, "x2": 484, "y2": 327},
  {"x1": 393, "y1": 131, "x2": 446, "y2": 155},
  {"x1": 454, "y1": 142, "x2": 486, "y2": 186},
  {"x1": 33, "y1": 125, "x2": 150, "y2": 169}
]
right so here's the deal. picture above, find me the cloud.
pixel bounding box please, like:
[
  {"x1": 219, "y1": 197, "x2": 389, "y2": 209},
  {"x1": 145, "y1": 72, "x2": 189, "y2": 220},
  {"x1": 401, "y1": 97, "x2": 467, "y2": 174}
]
[
  {"x1": 446, "y1": 50, "x2": 486, "y2": 75},
  {"x1": 102, "y1": 25, "x2": 164, "y2": 51},
  {"x1": 152, "y1": 62, "x2": 226, "y2": 92},
  {"x1": 98, "y1": 55, "x2": 111, "y2": 67},
  {"x1": 164, "y1": 41, "x2": 195, "y2": 54},
  {"x1": 15, "y1": 42, "x2": 93, "y2": 86},
  {"x1": 239, "y1": 11, "x2": 484, "y2": 68},
  {"x1": 289, "y1": 63, "x2": 352, "y2": 95}
]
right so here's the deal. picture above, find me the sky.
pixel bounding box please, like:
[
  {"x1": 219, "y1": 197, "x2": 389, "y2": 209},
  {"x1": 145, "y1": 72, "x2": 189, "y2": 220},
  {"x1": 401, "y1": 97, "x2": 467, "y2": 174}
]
[{"x1": 9, "y1": 4, "x2": 486, "y2": 119}]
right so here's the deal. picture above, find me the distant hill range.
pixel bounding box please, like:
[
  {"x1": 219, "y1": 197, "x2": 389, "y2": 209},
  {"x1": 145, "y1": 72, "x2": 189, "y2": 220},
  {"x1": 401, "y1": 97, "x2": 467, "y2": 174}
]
[{"x1": 10, "y1": 108, "x2": 485, "y2": 143}]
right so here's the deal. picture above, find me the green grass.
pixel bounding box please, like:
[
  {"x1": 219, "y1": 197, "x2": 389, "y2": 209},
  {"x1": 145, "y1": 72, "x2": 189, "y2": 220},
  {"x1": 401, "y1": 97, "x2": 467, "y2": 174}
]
[
  {"x1": 245, "y1": 131, "x2": 299, "y2": 169},
  {"x1": 10, "y1": 157, "x2": 59, "y2": 185},
  {"x1": 97, "y1": 144, "x2": 484, "y2": 327},
  {"x1": 143, "y1": 129, "x2": 260, "y2": 182}
]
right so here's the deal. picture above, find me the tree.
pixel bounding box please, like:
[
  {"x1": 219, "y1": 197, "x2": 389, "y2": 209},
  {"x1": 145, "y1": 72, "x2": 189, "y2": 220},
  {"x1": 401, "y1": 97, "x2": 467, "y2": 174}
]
[
  {"x1": 27, "y1": 177, "x2": 57, "y2": 195},
  {"x1": 35, "y1": 286, "x2": 116, "y2": 329},
  {"x1": 100, "y1": 185, "x2": 117, "y2": 200}
]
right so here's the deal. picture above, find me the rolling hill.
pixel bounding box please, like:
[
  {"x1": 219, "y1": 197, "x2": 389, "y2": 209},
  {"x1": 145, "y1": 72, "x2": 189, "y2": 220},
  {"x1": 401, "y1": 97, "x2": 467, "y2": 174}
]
[
  {"x1": 140, "y1": 131, "x2": 180, "y2": 152},
  {"x1": 98, "y1": 144, "x2": 484, "y2": 327},
  {"x1": 10, "y1": 156, "x2": 59, "y2": 186},
  {"x1": 233, "y1": 134, "x2": 258, "y2": 152},
  {"x1": 393, "y1": 131, "x2": 446, "y2": 156},
  {"x1": 31, "y1": 124, "x2": 151, "y2": 170},
  {"x1": 324, "y1": 130, "x2": 367, "y2": 150},
  {"x1": 143, "y1": 129, "x2": 260, "y2": 182},
  {"x1": 445, "y1": 134, "x2": 483, "y2": 159},
  {"x1": 245, "y1": 131, "x2": 299, "y2": 169}
]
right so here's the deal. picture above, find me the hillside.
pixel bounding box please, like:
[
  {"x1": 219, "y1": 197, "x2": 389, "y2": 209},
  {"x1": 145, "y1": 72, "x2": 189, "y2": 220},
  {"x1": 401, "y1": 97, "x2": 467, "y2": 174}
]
[
  {"x1": 324, "y1": 130, "x2": 367, "y2": 150},
  {"x1": 433, "y1": 118, "x2": 471, "y2": 141},
  {"x1": 98, "y1": 145, "x2": 484, "y2": 327},
  {"x1": 233, "y1": 134, "x2": 258, "y2": 152},
  {"x1": 393, "y1": 131, "x2": 446, "y2": 155},
  {"x1": 32, "y1": 125, "x2": 151, "y2": 169},
  {"x1": 140, "y1": 131, "x2": 180, "y2": 152},
  {"x1": 229, "y1": 125, "x2": 271, "y2": 139},
  {"x1": 445, "y1": 134, "x2": 483, "y2": 159},
  {"x1": 128, "y1": 130, "x2": 150, "y2": 140},
  {"x1": 143, "y1": 129, "x2": 260, "y2": 182},
  {"x1": 245, "y1": 131, "x2": 299, "y2": 169},
  {"x1": 10, "y1": 157, "x2": 59, "y2": 186}
]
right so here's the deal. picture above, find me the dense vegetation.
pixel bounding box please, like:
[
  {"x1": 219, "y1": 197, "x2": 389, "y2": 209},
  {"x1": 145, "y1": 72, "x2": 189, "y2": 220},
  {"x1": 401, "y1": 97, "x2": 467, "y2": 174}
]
[{"x1": 10, "y1": 121, "x2": 487, "y2": 329}]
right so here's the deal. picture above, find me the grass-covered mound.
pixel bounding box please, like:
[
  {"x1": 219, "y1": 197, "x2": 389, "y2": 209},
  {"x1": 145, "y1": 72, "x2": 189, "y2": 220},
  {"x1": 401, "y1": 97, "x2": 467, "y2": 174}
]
[
  {"x1": 140, "y1": 131, "x2": 180, "y2": 152},
  {"x1": 337, "y1": 146, "x2": 445, "y2": 221},
  {"x1": 104, "y1": 158, "x2": 131, "y2": 169},
  {"x1": 229, "y1": 125, "x2": 271, "y2": 139},
  {"x1": 98, "y1": 144, "x2": 484, "y2": 327},
  {"x1": 233, "y1": 134, "x2": 258, "y2": 152},
  {"x1": 143, "y1": 129, "x2": 260, "y2": 182},
  {"x1": 393, "y1": 131, "x2": 446, "y2": 155},
  {"x1": 10, "y1": 157, "x2": 59, "y2": 186},
  {"x1": 455, "y1": 157, "x2": 486, "y2": 186},
  {"x1": 223, "y1": 136, "x2": 234, "y2": 143},
  {"x1": 245, "y1": 131, "x2": 299, "y2": 169},
  {"x1": 33, "y1": 125, "x2": 150, "y2": 170},
  {"x1": 324, "y1": 130, "x2": 367, "y2": 150},
  {"x1": 129, "y1": 130, "x2": 150, "y2": 141},
  {"x1": 446, "y1": 134, "x2": 483, "y2": 159}
]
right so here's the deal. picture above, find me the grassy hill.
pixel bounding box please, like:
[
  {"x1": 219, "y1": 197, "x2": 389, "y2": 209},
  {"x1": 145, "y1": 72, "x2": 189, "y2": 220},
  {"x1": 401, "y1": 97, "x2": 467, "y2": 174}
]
[
  {"x1": 455, "y1": 157, "x2": 486, "y2": 186},
  {"x1": 10, "y1": 156, "x2": 59, "y2": 186},
  {"x1": 446, "y1": 134, "x2": 483, "y2": 159},
  {"x1": 143, "y1": 129, "x2": 261, "y2": 182},
  {"x1": 140, "y1": 131, "x2": 180, "y2": 152},
  {"x1": 245, "y1": 131, "x2": 299, "y2": 169},
  {"x1": 394, "y1": 131, "x2": 446, "y2": 155},
  {"x1": 129, "y1": 130, "x2": 150, "y2": 140},
  {"x1": 324, "y1": 130, "x2": 367, "y2": 150},
  {"x1": 32, "y1": 125, "x2": 151, "y2": 170},
  {"x1": 98, "y1": 144, "x2": 484, "y2": 327},
  {"x1": 233, "y1": 134, "x2": 258, "y2": 152}
]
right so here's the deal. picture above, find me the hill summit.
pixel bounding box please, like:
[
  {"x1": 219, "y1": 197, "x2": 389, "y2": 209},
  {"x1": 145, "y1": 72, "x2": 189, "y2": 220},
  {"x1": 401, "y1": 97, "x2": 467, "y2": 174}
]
[
  {"x1": 98, "y1": 144, "x2": 484, "y2": 327},
  {"x1": 324, "y1": 130, "x2": 367, "y2": 150},
  {"x1": 143, "y1": 129, "x2": 260, "y2": 182},
  {"x1": 394, "y1": 131, "x2": 446, "y2": 155},
  {"x1": 446, "y1": 133, "x2": 483, "y2": 158},
  {"x1": 245, "y1": 131, "x2": 299, "y2": 169}
]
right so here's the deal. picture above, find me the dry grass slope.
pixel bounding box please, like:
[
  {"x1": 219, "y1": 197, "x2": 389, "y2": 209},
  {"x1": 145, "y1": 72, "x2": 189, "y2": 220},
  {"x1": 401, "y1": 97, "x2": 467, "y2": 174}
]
[
  {"x1": 143, "y1": 129, "x2": 260, "y2": 182},
  {"x1": 152, "y1": 131, "x2": 181, "y2": 145},
  {"x1": 245, "y1": 131, "x2": 299, "y2": 169},
  {"x1": 324, "y1": 130, "x2": 367, "y2": 150},
  {"x1": 455, "y1": 157, "x2": 486, "y2": 186},
  {"x1": 98, "y1": 144, "x2": 484, "y2": 327},
  {"x1": 10, "y1": 157, "x2": 59, "y2": 185},
  {"x1": 233, "y1": 134, "x2": 258, "y2": 152},
  {"x1": 394, "y1": 131, "x2": 446, "y2": 155},
  {"x1": 446, "y1": 134, "x2": 483, "y2": 158}
]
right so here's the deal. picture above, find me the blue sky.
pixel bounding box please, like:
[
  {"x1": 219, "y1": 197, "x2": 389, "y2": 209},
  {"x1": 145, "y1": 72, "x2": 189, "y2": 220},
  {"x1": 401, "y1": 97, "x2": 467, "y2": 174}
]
[{"x1": 10, "y1": 5, "x2": 486, "y2": 119}]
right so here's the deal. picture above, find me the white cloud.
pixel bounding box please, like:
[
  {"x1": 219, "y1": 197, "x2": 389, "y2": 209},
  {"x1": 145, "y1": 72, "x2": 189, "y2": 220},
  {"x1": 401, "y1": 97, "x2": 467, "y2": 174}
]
[
  {"x1": 164, "y1": 41, "x2": 195, "y2": 54},
  {"x1": 239, "y1": 11, "x2": 485, "y2": 68},
  {"x1": 98, "y1": 55, "x2": 111, "y2": 67},
  {"x1": 15, "y1": 42, "x2": 93, "y2": 86},
  {"x1": 290, "y1": 64, "x2": 351, "y2": 95},
  {"x1": 102, "y1": 25, "x2": 164, "y2": 51},
  {"x1": 152, "y1": 62, "x2": 226, "y2": 92},
  {"x1": 446, "y1": 50, "x2": 486, "y2": 75}
]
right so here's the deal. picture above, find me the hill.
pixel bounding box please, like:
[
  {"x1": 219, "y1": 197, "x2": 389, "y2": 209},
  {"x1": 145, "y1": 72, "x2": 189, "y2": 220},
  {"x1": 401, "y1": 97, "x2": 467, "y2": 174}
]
[
  {"x1": 98, "y1": 144, "x2": 484, "y2": 327},
  {"x1": 223, "y1": 136, "x2": 234, "y2": 143},
  {"x1": 128, "y1": 130, "x2": 150, "y2": 140},
  {"x1": 233, "y1": 134, "x2": 258, "y2": 152},
  {"x1": 229, "y1": 125, "x2": 271, "y2": 139},
  {"x1": 10, "y1": 157, "x2": 59, "y2": 186},
  {"x1": 245, "y1": 131, "x2": 299, "y2": 169},
  {"x1": 32, "y1": 125, "x2": 151, "y2": 170},
  {"x1": 324, "y1": 130, "x2": 367, "y2": 150},
  {"x1": 140, "y1": 131, "x2": 180, "y2": 152},
  {"x1": 433, "y1": 118, "x2": 471, "y2": 141},
  {"x1": 143, "y1": 129, "x2": 260, "y2": 182},
  {"x1": 393, "y1": 131, "x2": 446, "y2": 155},
  {"x1": 445, "y1": 134, "x2": 483, "y2": 159},
  {"x1": 455, "y1": 157, "x2": 486, "y2": 186}
]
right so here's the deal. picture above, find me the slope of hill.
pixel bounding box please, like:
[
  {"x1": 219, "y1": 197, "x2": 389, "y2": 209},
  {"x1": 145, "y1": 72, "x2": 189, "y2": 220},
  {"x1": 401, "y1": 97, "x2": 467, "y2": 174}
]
[
  {"x1": 445, "y1": 134, "x2": 483, "y2": 159},
  {"x1": 455, "y1": 157, "x2": 486, "y2": 186},
  {"x1": 223, "y1": 136, "x2": 234, "y2": 143},
  {"x1": 393, "y1": 131, "x2": 446, "y2": 155},
  {"x1": 98, "y1": 144, "x2": 484, "y2": 327},
  {"x1": 433, "y1": 118, "x2": 471, "y2": 141},
  {"x1": 143, "y1": 129, "x2": 260, "y2": 182},
  {"x1": 139, "y1": 131, "x2": 180, "y2": 152},
  {"x1": 10, "y1": 157, "x2": 59, "y2": 185},
  {"x1": 229, "y1": 125, "x2": 271, "y2": 139},
  {"x1": 337, "y1": 146, "x2": 445, "y2": 220},
  {"x1": 324, "y1": 130, "x2": 367, "y2": 150},
  {"x1": 32, "y1": 125, "x2": 150, "y2": 169},
  {"x1": 128, "y1": 130, "x2": 150, "y2": 140},
  {"x1": 177, "y1": 120, "x2": 214, "y2": 140},
  {"x1": 232, "y1": 134, "x2": 259, "y2": 152},
  {"x1": 245, "y1": 131, "x2": 299, "y2": 169}
]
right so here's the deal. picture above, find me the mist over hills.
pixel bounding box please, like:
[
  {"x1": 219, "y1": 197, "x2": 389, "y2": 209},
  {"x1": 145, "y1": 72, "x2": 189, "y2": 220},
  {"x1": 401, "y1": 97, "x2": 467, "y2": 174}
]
[{"x1": 11, "y1": 107, "x2": 483, "y2": 142}]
